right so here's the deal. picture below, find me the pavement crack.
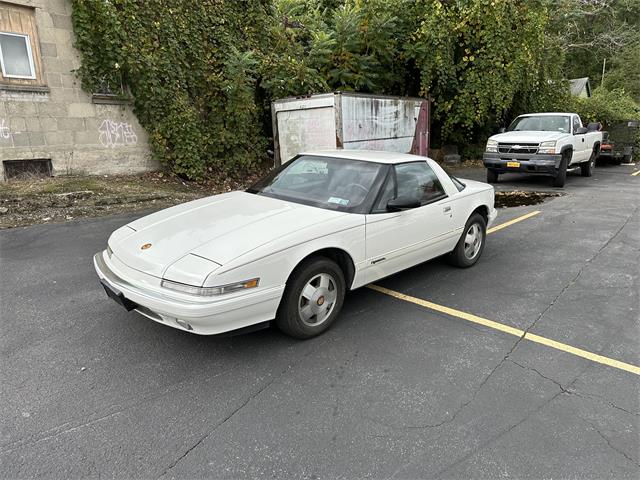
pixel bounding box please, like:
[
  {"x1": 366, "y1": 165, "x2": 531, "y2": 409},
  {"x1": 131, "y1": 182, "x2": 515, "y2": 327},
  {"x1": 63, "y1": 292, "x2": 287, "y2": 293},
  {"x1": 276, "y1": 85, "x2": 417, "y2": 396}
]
[
  {"x1": 509, "y1": 360, "x2": 570, "y2": 394},
  {"x1": 0, "y1": 369, "x2": 233, "y2": 456},
  {"x1": 155, "y1": 368, "x2": 288, "y2": 479},
  {"x1": 155, "y1": 334, "x2": 337, "y2": 479},
  {"x1": 430, "y1": 388, "x2": 567, "y2": 480},
  {"x1": 581, "y1": 418, "x2": 639, "y2": 467}
]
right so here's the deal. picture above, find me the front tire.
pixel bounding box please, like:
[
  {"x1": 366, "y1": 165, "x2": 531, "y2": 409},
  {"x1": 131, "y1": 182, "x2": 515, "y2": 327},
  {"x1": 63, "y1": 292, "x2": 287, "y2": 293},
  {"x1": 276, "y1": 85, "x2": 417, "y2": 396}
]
[
  {"x1": 448, "y1": 213, "x2": 487, "y2": 268},
  {"x1": 276, "y1": 257, "x2": 346, "y2": 339},
  {"x1": 486, "y1": 169, "x2": 499, "y2": 183},
  {"x1": 552, "y1": 153, "x2": 568, "y2": 187}
]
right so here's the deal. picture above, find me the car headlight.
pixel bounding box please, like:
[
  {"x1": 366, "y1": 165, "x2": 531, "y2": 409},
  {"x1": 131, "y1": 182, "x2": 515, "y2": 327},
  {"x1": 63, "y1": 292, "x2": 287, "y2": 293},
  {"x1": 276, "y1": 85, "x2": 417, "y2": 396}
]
[
  {"x1": 538, "y1": 141, "x2": 557, "y2": 154},
  {"x1": 486, "y1": 140, "x2": 498, "y2": 153},
  {"x1": 161, "y1": 278, "x2": 259, "y2": 296}
]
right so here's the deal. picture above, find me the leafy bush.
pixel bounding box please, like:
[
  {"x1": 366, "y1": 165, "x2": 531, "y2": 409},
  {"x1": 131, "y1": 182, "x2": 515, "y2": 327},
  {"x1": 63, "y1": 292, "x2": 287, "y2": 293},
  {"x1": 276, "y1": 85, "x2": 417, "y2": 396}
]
[
  {"x1": 72, "y1": 0, "x2": 270, "y2": 180},
  {"x1": 406, "y1": 0, "x2": 551, "y2": 144},
  {"x1": 570, "y1": 88, "x2": 640, "y2": 126},
  {"x1": 71, "y1": 0, "x2": 639, "y2": 175}
]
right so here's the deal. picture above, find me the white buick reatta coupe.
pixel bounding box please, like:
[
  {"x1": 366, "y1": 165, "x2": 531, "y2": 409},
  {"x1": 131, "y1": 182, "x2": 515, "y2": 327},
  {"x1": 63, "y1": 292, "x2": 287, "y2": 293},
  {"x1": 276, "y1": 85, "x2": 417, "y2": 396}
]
[{"x1": 94, "y1": 151, "x2": 496, "y2": 338}]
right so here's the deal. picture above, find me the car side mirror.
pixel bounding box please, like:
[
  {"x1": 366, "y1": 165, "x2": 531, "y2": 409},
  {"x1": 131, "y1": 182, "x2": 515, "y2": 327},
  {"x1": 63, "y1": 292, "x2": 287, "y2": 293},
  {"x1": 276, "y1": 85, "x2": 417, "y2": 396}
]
[
  {"x1": 498, "y1": 127, "x2": 506, "y2": 134},
  {"x1": 387, "y1": 197, "x2": 421, "y2": 211},
  {"x1": 575, "y1": 127, "x2": 588, "y2": 135}
]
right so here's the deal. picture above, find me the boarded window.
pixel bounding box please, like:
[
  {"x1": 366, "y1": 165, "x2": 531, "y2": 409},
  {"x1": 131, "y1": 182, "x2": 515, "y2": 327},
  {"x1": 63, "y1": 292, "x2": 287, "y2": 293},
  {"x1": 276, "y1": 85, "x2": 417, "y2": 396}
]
[
  {"x1": 3, "y1": 159, "x2": 52, "y2": 179},
  {"x1": 0, "y1": 2, "x2": 44, "y2": 86}
]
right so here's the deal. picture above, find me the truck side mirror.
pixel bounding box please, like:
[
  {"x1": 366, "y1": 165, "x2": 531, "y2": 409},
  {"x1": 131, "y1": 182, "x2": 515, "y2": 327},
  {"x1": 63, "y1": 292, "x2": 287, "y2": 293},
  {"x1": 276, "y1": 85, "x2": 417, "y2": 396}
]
[
  {"x1": 498, "y1": 127, "x2": 506, "y2": 134},
  {"x1": 575, "y1": 127, "x2": 588, "y2": 135}
]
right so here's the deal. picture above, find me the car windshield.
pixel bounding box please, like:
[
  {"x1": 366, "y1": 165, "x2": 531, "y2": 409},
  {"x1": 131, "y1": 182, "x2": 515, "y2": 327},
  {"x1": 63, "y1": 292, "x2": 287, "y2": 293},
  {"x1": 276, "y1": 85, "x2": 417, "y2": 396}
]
[
  {"x1": 247, "y1": 155, "x2": 385, "y2": 212},
  {"x1": 508, "y1": 115, "x2": 570, "y2": 133}
]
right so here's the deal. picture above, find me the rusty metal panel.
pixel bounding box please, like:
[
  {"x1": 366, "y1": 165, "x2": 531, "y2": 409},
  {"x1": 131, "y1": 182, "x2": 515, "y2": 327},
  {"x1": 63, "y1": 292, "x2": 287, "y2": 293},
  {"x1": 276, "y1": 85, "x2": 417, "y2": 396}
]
[
  {"x1": 340, "y1": 94, "x2": 422, "y2": 153},
  {"x1": 273, "y1": 94, "x2": 336, "y2": 163},
  {"x1": 272, "y1": 92, "x2": 429, "y2": 164}
]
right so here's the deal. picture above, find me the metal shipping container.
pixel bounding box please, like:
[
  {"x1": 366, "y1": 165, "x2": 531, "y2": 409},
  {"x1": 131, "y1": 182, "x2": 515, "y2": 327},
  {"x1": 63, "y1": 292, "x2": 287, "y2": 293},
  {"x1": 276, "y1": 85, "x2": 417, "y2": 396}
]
[{"x1": 271, "y1": 92, "x2": 430, "y2": 165}]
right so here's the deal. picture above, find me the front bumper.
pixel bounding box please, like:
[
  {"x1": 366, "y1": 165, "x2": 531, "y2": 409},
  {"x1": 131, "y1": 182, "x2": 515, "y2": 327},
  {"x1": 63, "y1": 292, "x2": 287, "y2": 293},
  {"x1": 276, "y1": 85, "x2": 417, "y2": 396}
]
[
  {"x1": 483, "y1": 152, "x2": 562, "y2": 176},
  {"x1": 93, "y1": 251, "x2": 285, "y2": 335}
]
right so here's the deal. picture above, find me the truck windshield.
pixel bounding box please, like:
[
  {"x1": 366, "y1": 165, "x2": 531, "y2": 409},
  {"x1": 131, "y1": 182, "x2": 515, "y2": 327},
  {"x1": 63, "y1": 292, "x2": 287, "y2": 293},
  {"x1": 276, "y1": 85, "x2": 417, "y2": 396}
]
[{"x1": 508, "y1": 115, "x2": 571, "y2": 134}]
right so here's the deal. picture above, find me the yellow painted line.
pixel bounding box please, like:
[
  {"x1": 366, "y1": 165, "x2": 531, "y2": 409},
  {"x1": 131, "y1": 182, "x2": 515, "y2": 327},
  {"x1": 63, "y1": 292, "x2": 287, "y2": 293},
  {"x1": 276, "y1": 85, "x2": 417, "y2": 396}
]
[
  {"x1": 367, "y1": 285, "x2": 640, "y2": 375},
  {"x1": 631, "y1": 170, "x2": 640, "y2": 176},
  {"x1": 487, "y1": 210, "x2": 541, "y2": 234}
]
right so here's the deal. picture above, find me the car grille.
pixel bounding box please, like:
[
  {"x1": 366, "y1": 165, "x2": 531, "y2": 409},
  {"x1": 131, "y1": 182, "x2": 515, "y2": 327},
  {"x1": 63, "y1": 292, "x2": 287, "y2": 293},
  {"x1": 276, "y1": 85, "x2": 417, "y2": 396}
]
[{"x1": 498, "y1": 143, "x2": 539, "y2": 154}]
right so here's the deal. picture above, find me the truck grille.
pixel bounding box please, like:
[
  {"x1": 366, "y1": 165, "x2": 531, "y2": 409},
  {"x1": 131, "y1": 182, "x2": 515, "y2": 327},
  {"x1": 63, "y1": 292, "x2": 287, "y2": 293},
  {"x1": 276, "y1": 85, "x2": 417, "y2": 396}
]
[{"x1": 498, "y1": 143, "x2": 539, "y2": 155}]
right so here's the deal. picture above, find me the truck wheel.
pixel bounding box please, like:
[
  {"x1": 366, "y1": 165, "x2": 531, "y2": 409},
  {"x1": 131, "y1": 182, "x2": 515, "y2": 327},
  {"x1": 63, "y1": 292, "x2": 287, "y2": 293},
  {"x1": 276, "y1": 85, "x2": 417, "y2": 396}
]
[
  {"x1": 552, "y1": 153, "x2": 568, "y2": 188},
  {"x1": 580, "y1": 152, "x2": 595, "y2": 177},
  {"x1": 486, "y1": 169, "x2": 499, "y2": 183}
]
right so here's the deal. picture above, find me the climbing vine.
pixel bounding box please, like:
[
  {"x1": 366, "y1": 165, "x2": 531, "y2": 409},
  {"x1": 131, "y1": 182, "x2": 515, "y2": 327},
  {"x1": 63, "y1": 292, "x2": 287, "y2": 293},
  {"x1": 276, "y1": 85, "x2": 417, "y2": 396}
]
[
  {"x1": 72, "y1": 0, "x2": 270, "y2": 179},
  {"x1": 71, "y1": 0, "x2": 638, "y2": 175}
]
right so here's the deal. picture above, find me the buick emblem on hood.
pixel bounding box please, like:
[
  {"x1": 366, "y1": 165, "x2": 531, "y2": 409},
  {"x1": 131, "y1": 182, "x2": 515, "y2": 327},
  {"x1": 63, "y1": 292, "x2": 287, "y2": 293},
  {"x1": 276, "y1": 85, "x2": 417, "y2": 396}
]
[{"x1": 141, "y1": 243, "x2": 152, "y2": 250}]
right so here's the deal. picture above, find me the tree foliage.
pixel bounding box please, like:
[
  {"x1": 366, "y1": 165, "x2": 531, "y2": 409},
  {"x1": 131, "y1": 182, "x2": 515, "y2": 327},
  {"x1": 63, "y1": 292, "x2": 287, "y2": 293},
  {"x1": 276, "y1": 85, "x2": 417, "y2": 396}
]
[
  {"x1": 72, "y1": 0, "x2": 270, "y2": 179},
  {"x1": 406, "y1": 0, "x2": 551, "y2": 143},
  {"x1": 71, "y1": 0, "x2": 640, "y2": 175}
]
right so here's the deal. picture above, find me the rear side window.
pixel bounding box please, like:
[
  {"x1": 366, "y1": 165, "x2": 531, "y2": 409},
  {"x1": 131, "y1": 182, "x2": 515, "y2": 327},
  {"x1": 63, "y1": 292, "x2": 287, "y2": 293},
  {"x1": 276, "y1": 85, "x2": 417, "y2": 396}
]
[
  {"x1": 572, "y1": 116, "x2": 581, "y2": 133},
  {"x1": 394, "y1": 161, "x2": 446, "y2": 205}
]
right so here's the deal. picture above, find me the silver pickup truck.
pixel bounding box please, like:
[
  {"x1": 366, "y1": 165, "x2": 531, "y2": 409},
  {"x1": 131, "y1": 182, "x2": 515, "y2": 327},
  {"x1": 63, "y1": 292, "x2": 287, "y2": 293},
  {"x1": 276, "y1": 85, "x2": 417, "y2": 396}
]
[{"x1": 483, "y1": 113, "x2": 602, "y2": 187}]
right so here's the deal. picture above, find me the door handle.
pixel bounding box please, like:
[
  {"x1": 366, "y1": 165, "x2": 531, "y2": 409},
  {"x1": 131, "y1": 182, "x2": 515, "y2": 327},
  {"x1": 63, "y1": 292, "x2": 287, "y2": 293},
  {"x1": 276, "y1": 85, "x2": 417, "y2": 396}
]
[{"x1": 443, "y1": 206, "x2": 452, "y2": 214}]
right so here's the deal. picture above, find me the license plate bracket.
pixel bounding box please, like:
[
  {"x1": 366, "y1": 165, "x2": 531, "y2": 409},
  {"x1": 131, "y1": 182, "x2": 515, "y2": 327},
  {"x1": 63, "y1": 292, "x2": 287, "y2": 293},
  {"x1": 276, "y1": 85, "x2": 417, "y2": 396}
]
[
  {"x1": 101, "y1": 280, "x2": 137, "y2": 311},
  {"x1": 506, "y1": 161, "x2": 520, "y2": 168}
]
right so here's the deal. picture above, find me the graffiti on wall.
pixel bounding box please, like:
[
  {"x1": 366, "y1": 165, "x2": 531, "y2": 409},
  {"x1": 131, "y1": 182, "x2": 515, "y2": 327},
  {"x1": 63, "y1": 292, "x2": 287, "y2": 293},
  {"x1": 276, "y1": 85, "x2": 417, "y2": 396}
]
[
  {"x1": 98, "y1": 119, "x2": 138, "y2": 148},
  {"x1": 0, "y1": 118, "x2": 11, "y2": 140}
]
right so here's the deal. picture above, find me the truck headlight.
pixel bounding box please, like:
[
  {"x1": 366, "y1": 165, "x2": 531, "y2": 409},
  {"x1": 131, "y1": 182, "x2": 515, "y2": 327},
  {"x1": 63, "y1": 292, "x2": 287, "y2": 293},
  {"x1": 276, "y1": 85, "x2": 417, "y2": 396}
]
[
  {"x1": 486, "y1": 140, "x2": 498, "y2": 153},
  {"x1": 538, "y1": 141, "x2": 557, "y2": 154},
  {"x1": 161, "y1": 278, "x2": 259, "y2": 296}
]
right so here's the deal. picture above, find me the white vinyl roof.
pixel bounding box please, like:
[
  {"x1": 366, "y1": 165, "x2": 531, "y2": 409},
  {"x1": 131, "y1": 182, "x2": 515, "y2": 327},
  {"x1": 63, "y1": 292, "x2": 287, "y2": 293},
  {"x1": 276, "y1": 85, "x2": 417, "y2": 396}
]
[{"x1": 300, "y1": 149, "x2": 426, "y2": 164}]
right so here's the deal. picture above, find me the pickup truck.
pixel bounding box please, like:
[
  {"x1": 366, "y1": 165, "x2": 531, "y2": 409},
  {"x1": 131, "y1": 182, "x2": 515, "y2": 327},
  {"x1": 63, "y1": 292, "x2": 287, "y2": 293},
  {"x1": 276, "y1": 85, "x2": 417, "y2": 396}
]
[{"x1": 483, "y1": 113, "x2": 602, "y2": 187}]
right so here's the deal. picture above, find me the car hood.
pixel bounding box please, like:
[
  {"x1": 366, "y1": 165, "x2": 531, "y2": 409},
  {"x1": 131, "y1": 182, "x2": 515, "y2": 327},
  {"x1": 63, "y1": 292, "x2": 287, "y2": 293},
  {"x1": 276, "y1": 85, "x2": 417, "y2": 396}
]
[
  {"x1": 490, "y1": 131, "x2": 568, "y2": 143},
  {"x1": 109, "y1": 191, "x2": 349, "y2": 280}
]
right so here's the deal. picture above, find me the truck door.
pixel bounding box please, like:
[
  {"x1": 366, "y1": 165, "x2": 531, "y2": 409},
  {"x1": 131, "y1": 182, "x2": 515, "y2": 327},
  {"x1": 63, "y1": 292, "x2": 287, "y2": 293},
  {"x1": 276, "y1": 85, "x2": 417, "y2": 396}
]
[{"x1": 573, "y1": 116, "x2": 588, "y2": 162}]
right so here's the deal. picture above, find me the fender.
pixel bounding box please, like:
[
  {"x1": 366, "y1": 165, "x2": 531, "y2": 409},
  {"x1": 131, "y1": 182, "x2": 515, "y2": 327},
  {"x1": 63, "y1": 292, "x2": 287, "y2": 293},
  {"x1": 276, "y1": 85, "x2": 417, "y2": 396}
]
[{"x1": 558, "y1": 145, "x2": 573, "y2": 168}]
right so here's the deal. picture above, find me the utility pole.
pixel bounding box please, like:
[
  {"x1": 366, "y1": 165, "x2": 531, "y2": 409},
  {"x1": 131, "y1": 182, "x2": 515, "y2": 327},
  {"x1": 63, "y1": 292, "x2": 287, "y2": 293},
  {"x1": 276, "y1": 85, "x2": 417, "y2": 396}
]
[{"x1": 601, "y1": 58, "x2": 606, "y2": 87}]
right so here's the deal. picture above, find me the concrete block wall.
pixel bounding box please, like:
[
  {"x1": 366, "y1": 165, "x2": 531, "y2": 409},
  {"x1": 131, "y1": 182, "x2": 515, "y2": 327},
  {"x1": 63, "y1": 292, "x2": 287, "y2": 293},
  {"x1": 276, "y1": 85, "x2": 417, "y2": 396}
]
[{"x1": 0, "y1": 0, "x2": 156, "y2": 181}]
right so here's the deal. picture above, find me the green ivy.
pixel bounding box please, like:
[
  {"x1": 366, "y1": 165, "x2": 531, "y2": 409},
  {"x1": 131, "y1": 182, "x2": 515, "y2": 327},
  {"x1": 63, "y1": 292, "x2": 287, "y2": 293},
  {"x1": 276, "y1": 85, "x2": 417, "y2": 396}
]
[
  {"x1": 72, "y1": 0, "x2": 270, "y2": 179},
  {"x1": 71, "y1": 0, "x2": 638, "y2": 174}
]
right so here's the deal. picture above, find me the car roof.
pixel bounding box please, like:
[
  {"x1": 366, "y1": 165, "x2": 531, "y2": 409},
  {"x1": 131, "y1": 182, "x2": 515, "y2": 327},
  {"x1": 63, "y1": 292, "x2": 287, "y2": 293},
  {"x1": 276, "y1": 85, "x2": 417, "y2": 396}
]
[{"x1": 298, "y1": 149, "x2": 428, "y2": 165}]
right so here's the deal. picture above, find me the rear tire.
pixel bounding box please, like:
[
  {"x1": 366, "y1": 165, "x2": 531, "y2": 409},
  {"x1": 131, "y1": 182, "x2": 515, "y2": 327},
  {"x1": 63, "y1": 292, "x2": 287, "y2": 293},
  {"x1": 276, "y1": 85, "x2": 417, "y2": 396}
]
[
  {"x1": 486, "y1": 169, "x2": 499, "y2": 183},
  {"x1": 552, "y1": 153, "x2": 568, "y2": 187},
  {"x1": 276, "y1": 257, "x2": 345, "y2": 339},
  {"x1": 448, "y1": 213, "x2": 486, "y2": 268},
  {"x1": 580, "y1": 151, "x2": 595, "y2": 177}
]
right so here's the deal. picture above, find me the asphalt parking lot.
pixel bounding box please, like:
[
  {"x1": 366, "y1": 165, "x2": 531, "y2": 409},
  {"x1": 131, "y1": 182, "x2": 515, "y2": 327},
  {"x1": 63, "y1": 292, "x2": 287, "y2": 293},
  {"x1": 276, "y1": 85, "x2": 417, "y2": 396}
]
[{"x1": 1, "y1": 163, "x2": 638, "y2": 479}]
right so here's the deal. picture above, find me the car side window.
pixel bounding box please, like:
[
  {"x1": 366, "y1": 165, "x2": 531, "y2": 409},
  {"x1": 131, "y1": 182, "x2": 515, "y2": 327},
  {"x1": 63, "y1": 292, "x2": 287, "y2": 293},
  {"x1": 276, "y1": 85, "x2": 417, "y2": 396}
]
[
  {"x1": 394, "y1": 162, "x2": 446, "y2": 206},
  {"x1": 572, "y1": 116, "x2": 581, "y2": 133}
]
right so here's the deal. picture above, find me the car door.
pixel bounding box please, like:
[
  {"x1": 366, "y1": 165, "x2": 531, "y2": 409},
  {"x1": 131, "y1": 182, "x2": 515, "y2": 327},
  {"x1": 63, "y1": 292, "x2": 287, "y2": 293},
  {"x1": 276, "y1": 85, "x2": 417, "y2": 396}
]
[
  {"x1": 363, "y1": 161, "x2": 455, "y2": 283},
  {"x1": 572, "y1": 115, "x2": 588, "y2": 162}
]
